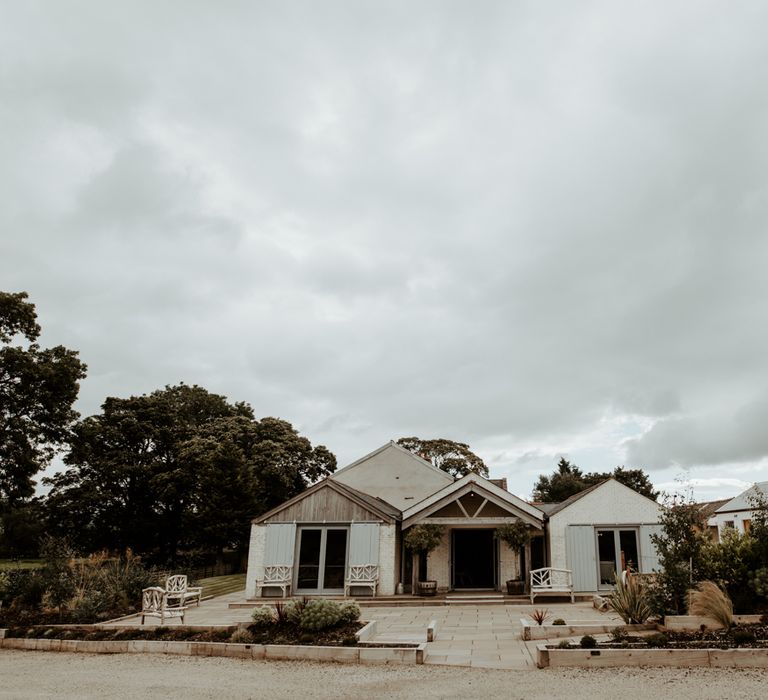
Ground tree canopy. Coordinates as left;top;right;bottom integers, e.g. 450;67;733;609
396;437;488;478
0;291;86;506
532;458;659;502
44;384;336;560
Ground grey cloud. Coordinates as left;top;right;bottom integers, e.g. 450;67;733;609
3;1;768;495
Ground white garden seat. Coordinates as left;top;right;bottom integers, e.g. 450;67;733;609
141;587;187;625
529;567;574;603
344;564;379;597
165;574;203;607
257;565;292;597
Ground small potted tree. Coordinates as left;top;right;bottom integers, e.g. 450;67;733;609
495;520;531;595
404;524;445;596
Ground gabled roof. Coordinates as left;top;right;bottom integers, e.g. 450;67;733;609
714;481;768;514
545;478;661;517
402;472;545;528
331;440;454;483
696;499;731;520
252;477;400;524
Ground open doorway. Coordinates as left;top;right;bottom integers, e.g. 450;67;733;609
451;529;496;589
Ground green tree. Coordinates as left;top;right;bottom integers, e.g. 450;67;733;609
0;292;87;505
532;459;658;502
532;458;585;502
44;385;336;560
396;437;488;477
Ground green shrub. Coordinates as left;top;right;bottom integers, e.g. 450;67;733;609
298;632;316;644
299;599;345;631
342;635;358;647
610;626;628;642
552;618;566;626
732;629;756;646
229;628;255;644
284;599;306;625
338;601;360;624
608;573;651;624
748;567;768;598
645;633;668;647
557;639;572;648
579;635;597;649
251;606;276;627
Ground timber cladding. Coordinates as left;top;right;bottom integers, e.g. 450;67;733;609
262;485;386;523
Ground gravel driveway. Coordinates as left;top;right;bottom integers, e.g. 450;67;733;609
2;650;768;700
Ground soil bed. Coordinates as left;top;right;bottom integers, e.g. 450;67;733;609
549;623;768;650
4;621;365;647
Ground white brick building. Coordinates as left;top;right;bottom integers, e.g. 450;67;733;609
245;441;663;598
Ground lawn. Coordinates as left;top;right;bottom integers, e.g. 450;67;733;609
0;559;43;571
195;573;246;598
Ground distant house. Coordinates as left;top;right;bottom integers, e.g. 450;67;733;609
245;441;663;598
707;481;768;539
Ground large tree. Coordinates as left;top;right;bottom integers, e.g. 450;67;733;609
0;291;86;507
396;437;488;478
44;384;335;559
532;458;658;502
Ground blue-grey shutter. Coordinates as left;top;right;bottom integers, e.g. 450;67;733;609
264;524;296;566
639;525;663;573
349;524;380;566
566;525;598;592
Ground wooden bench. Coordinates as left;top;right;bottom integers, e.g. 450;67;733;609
165;574;203;607
530;567;574;604
344;565;379;597
257;565;292;598
141;587;187;625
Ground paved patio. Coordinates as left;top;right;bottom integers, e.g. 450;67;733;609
103;592;622;670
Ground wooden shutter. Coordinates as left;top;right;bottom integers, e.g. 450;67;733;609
264;523;296;566
349;524;380;566
566;525;598;592
639;525;663;573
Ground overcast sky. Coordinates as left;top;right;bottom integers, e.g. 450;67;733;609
3;1;768;501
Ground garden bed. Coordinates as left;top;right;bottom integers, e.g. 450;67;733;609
520;619;655;641
0;625;425;665
536;623;768;668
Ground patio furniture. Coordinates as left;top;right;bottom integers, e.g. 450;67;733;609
529;567;574;603
165;574;203;607
140;587;187;625
256;565;292;597
344;564;379;596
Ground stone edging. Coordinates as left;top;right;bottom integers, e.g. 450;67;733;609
536;644;768;669
0;635;425;665
520;620;655;641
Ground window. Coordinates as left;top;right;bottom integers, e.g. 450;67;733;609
723;521;735;529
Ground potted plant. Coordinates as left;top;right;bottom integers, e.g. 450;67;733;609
495;520;531;595
403;524;445;596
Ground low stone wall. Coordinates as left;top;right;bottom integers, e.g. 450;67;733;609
663;614;764;631
537;644;768;669
0;635;425;665
520;620;655;641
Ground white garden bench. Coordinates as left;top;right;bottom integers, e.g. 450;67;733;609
165;574;203;607
344;565;379;597
257;565;292;598
141;586;187;625
529;567;574;604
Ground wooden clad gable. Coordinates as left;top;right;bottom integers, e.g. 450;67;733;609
256;479;398;524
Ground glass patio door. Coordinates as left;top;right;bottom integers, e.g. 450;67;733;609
596;528;639;589
295;527;348;593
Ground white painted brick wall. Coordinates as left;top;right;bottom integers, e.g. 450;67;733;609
245;524;266;598
549;480;662;571
377;524;396;595
499;541;519;585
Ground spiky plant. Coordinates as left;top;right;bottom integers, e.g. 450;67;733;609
688;580;733;628
529;608;550;625
608;572;651;624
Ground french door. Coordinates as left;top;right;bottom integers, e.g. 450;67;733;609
295;527;348;593
596;528;639;589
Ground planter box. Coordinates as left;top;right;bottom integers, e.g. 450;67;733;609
0;630;425;666
520;619;656;641
537;644;768;669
